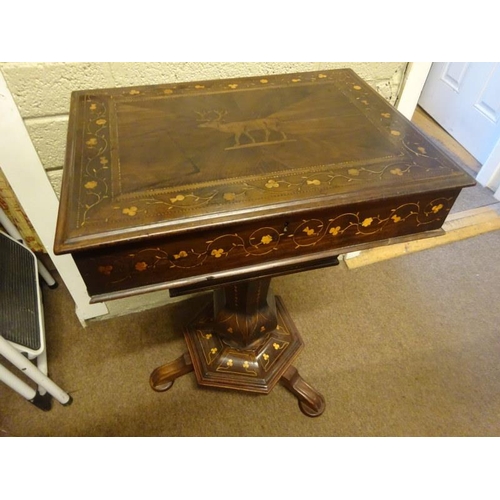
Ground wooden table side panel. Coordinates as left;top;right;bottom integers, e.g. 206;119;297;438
74;188;460;298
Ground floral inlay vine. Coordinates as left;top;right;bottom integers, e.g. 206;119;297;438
96;196;452;282
99;227;282;277
113;192;219;220
80;97;111;226
289;198;451;249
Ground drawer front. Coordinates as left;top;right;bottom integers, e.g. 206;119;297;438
75;189;460;300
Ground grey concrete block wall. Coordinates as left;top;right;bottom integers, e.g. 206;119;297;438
1;62;407;197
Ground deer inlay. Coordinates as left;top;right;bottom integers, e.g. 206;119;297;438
196;110;289;150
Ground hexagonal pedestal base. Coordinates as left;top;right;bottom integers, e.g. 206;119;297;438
184;295;303;394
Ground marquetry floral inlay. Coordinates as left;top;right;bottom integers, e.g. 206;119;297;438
98;265;113;275
260;79;268;84
307;179;321;185
265;180;280;189
94;197;453;281
391;168;404;176
135;262;148;271
243;361;250;368
79;97;112;227
173;251;188;259
211;248;225;258
273;343;280;350
263;354;270;360
227;359;233;367
122;206;138;216
170;194;186;203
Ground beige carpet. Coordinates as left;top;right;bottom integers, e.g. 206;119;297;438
1;184;499;437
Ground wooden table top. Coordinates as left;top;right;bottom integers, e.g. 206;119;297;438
54;68;474;256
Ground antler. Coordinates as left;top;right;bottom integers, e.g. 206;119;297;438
195;109;227;122
195;110;211;122
213;109;227;121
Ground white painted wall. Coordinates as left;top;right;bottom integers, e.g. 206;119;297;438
0;62;408;320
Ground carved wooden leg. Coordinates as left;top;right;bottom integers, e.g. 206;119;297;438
149;352;194;392
280;365;326;417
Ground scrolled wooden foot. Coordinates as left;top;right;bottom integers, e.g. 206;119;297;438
280;365;326;417
150;352;194;392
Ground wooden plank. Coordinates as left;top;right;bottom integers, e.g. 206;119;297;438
344;203;500;269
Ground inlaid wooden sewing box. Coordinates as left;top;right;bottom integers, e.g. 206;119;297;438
54;68;475;416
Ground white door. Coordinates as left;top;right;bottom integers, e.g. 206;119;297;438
419;62;500;164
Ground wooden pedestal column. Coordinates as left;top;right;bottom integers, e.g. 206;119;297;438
150;278;325;417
